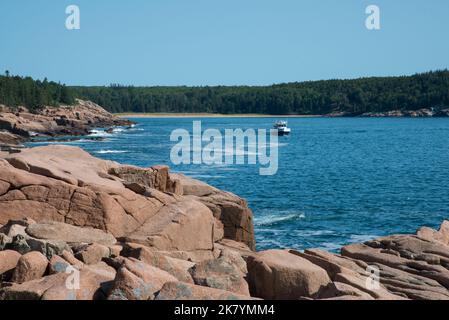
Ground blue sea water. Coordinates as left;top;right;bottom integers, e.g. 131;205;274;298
29;117;449;252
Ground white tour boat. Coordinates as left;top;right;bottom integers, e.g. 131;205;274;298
273;120;291;136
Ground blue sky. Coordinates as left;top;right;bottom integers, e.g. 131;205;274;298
1;0;448;86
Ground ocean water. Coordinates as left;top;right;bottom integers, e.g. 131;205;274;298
29;117;449;252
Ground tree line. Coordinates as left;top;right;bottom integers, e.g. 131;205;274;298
1;70;449;115
0;71;75;112
72;70;449;114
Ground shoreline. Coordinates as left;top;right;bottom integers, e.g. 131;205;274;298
115;111;449;119
115;113;322;118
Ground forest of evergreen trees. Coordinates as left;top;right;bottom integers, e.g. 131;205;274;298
0;71;74;112
1;70;449;115
72;70;449;115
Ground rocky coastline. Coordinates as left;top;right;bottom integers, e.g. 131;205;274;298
0;144;448;300
1;102;449;300
0;99;133;152
326;108;449;118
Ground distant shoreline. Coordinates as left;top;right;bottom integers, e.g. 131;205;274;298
115;113;322;118
115;108;449;119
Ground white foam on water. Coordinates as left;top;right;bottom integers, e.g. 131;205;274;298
294;230;336;237
88;130;111;137
256;238;286;249
254;142;288;150
216;167;239;171
95;150;128;154
255;212;306;226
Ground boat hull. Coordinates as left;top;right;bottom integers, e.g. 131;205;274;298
277;130;290;136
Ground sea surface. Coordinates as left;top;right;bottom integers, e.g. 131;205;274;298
29;117;449;252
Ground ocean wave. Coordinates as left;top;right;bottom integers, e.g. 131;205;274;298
32;138;99;145
216;167;239;171
255;212;305;226
294;230;336;237
69;139;98;143
256;238;286;248
88;130;111;137
95;150;128;154
112;127;126;133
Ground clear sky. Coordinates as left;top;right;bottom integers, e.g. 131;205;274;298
1;0;448;86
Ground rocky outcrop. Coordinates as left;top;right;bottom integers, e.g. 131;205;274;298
326;108;449;118
188;250;250;295
26;221;117;246
11;251;48;283
172;173;255;250
246;249;332;299
359;109;436;117
75;243;110;265
154;281;255;300
1;145;449;300
107;257;177;300
0;250;21;276
0;99;132;142
417;221;449;245
0;131;24;146
123;246;194;283
0;145;255;256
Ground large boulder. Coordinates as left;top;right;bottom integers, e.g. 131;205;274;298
25;222;116;246
41;262;116;300
61;250;84;269
0;250;22;276
75;243;110;265
155;281;256;300
107;257;177;300
0;131;24;145
48;255;71;274
173;173;255;250
120;199;216;253
124;246;194;283
107;267;154;300
246;249;331;299
417;220;449;246
189;253;250;296
0;180;10;196
11;251;49;283
0;273;68;300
